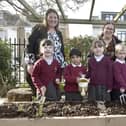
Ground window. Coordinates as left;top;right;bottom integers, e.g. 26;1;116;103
105;14;113;21
117;31;126;42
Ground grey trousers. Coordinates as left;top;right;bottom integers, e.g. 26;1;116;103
88;84;110;102
45;82;60;101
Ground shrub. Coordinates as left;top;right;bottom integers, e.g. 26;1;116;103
65;35;95;65
0;40;16;97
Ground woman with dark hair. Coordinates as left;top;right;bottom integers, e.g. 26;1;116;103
99;21;122;60
25;8;66;96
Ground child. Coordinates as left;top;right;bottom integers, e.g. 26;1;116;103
64;48;87;101
86;40;113;102
111;43;126;101
31;39;61;101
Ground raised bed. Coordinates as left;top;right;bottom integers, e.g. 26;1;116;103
0;101;126;126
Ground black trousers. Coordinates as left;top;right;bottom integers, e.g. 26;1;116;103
111;90;126;102
26;71;36;96
65;91;82;101
45;82;61;101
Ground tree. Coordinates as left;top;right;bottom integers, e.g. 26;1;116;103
0;0;89;17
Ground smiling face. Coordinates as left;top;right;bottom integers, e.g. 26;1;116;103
115;44;126;61
91;40;105;57
40;39;54;58
71;55;81;65
93;44;104;57
41;44;54;58
103;23;115;38
116;51;126;61
46;12;59;29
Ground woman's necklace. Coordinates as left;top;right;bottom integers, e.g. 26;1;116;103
103;36;112;48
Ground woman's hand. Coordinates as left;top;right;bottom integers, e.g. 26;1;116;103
27;64;33;75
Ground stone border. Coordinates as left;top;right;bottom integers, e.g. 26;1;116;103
0;115;126;126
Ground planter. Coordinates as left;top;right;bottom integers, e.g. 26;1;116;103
0;100;126;126
0;115;126;126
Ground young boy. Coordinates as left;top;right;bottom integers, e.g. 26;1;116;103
31;39;61;101
64;48;87;101
86;40;113;102
111;43;126;101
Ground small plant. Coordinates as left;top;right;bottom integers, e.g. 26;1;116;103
19;83;29;88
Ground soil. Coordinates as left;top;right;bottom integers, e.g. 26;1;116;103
105;102;126;115
0;101;126;118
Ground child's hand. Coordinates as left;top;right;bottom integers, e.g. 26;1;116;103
55;78;60;84
81;74;85;78
76;77;80;83
40;86;46;96
107;89;111;93
120;88;125;93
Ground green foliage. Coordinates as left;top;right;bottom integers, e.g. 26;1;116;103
64;35;95;65
0;40;16;97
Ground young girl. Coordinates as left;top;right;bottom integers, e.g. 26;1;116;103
111;43;126;101
64;48;87;101
31;39;61;101
86;40;113;102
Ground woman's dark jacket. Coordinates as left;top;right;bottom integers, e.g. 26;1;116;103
26;24;65;64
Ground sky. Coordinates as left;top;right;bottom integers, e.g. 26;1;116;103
68;0;126;38
1;0;126;38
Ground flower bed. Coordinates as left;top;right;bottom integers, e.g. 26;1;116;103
0;101;126;118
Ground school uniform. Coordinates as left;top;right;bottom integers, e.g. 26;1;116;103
111;59;126;101
25;24;65;96
64;63;87;101
87;55;113;102
31;58;61;101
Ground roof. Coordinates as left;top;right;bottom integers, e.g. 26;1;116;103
1;0;126;26
0;10;31;27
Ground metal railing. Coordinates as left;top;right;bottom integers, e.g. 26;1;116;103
8;38;27;85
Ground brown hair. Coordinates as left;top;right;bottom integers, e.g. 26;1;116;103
40;39;54;47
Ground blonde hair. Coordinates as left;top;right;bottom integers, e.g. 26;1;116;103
91;39;105;52
115;43;126;54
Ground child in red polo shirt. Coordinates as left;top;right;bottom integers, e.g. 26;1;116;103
31;39;61;101
64;48;87;101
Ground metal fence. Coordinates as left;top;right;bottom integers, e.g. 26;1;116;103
8;38;27;85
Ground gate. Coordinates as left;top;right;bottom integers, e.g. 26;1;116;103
8;38;27;85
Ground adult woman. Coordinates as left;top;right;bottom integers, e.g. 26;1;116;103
99;21;122;60
25;8;66;96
